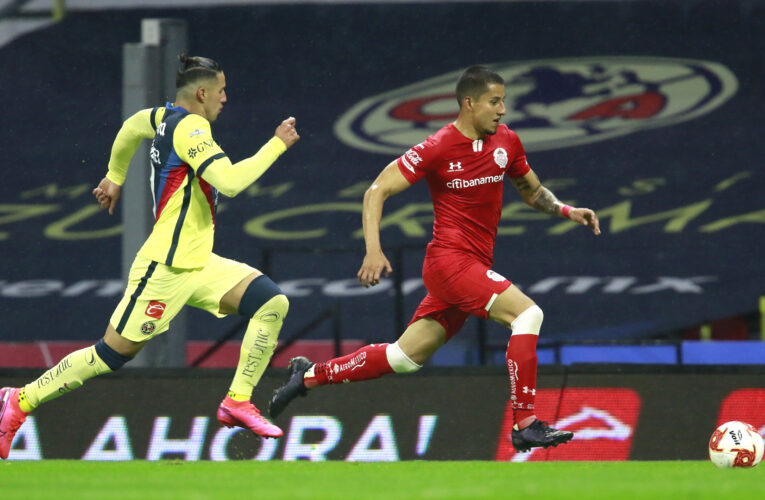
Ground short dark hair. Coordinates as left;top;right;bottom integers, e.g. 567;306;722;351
176;54;223;89
455;66;504;106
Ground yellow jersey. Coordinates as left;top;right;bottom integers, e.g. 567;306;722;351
106;103;287;269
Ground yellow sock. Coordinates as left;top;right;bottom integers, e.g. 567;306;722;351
229;294;289;398
227;390;250;402
18;388;32;413
22;345;112;411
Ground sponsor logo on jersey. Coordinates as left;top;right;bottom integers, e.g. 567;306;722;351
189;128;206;137
399;148;421;173
446;175;504;189
486;270;507;283
447;161;463;173
145;301;166;319
335;57;737;154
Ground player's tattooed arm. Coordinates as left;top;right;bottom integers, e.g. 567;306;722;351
510;170;563;216
511;168;602;235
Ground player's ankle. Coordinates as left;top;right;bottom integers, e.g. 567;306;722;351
516;415;537;430
17;387;34;413
303;365;319;389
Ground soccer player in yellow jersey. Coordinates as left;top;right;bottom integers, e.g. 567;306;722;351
0;55;299;458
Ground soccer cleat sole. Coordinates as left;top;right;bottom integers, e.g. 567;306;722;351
512;433;574;452
269;357;312;418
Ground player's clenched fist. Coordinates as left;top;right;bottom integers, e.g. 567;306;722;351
92;177;121;215
275;117;300;148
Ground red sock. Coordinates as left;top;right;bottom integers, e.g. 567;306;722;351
306;344;394;387
506;333;538;428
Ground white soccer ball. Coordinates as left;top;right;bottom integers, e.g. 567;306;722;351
708;420;764;468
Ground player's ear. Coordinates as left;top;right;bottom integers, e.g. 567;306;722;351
464;96;473;111
196;86;206;103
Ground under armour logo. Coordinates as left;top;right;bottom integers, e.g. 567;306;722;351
522;386;536;396
448;161;463;172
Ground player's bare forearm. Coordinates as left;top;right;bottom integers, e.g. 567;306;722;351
358;193;390;287
512;171;560;216
361;184;385;255
532;185;601;234
512;169;600;234
529;186;562;217
358;162;409;287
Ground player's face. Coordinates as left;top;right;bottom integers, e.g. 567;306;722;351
204;72;227;122
472;83;506;136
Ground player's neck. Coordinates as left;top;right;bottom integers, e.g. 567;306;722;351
453;118;483;141
173;98;205;118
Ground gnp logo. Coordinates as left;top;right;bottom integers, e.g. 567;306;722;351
335;57;737;155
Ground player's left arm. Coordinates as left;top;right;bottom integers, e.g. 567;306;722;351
510;168;601;235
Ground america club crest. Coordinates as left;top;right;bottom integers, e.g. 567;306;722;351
334;56;737;154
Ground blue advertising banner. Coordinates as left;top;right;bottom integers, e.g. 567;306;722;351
0;2;762;345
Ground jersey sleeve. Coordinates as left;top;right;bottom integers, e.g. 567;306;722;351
175;114;287;198
396;136;439;184
505;129;531;178
106;107;166;185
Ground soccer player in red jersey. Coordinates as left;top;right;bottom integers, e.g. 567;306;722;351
270;66;600;451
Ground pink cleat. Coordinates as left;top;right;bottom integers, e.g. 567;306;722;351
0;388;28;460
217;396;283;438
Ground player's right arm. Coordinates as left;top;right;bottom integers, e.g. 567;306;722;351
357;161;413;287
105;108;163;185
94;108;164;215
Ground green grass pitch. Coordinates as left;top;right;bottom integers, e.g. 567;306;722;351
2;461;763;499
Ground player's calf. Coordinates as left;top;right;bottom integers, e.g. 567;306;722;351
269;342;422;418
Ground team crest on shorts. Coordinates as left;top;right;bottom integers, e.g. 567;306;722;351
141;321;156;335
493;148;508;169
334;56;737;155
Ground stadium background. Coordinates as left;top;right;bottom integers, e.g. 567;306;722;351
0;0;764;461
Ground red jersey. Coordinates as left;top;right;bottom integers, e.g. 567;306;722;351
396;123;530;264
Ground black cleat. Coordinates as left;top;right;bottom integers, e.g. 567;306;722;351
511;419;574;452
269;356;314;418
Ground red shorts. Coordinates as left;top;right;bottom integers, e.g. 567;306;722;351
408;250;512;340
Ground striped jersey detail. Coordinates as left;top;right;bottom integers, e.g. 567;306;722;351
165;169;195;266
197;152;226;177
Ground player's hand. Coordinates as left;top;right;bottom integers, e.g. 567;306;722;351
570;207;601;235
357;251;393;288
92;177;122;215
275;117;300;149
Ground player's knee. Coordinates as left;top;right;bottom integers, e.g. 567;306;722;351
238;275;287;319
386;342;422;374
510;305;544;336
94;338;133;372
257;293;289;323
